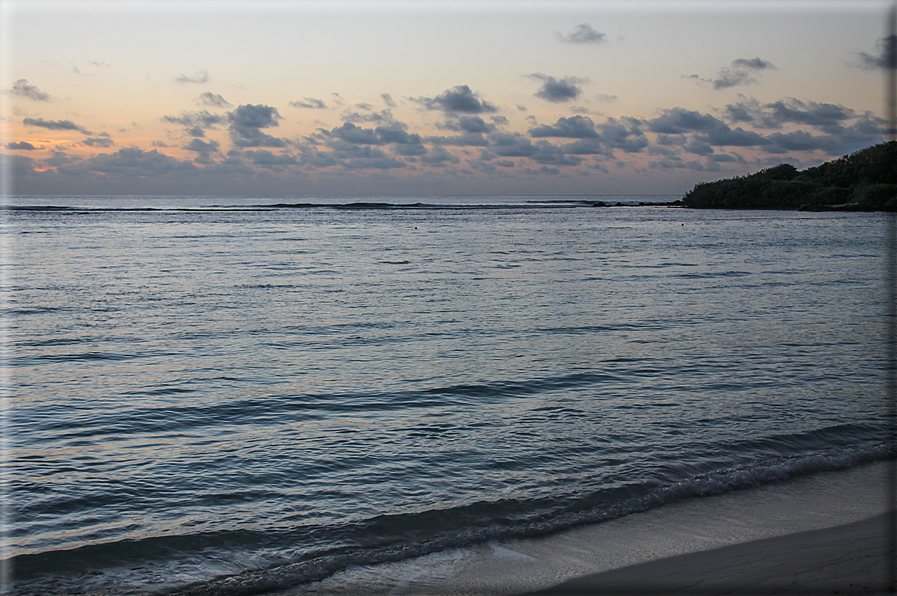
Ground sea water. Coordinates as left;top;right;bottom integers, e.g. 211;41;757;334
4;197;894;595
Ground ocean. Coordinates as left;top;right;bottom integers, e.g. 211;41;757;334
5;196;895;595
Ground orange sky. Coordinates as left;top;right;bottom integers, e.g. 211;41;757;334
2;0;893;196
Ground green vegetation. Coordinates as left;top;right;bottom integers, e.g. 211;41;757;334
680;141;897;211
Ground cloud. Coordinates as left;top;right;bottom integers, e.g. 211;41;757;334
732;57;776;70
561;138;608;156
163;110;225;137
711;68;756;89
647;99;884;158
484;132;585;166
7;141;37;150
438;115;494;134
557;24;606;44
529;115;599;138
290;97;328;109
722;96;761;123
527;74;586;103
8;146;340;195
648;107;768;147
682;74;710;86
184;138;220;153
596;117;649;153
64;147;199;176
649;144;681;157
697;125;770;147
44;150;81;168
488;132;535;157
245;149;298;167
684;140;714;156
381;93;396;107
426;133;489;147
71;60;111;76
649;156;732;173
327;121;424;149
342;156;407;170
291;116;429;171
329;144;407;170
687;58;776;90
594;93;617;103
175;70;209;84
530;141;583;166
415;85;498;114
526;165;561;176
520;116;645;159
764;130;825;152
228;104;287;148
196;92;231;108
6;154;37;181
9;79;51;101
82;137;115;148
722;96;867;130
229;105;280;129
393;142;428;156
762;119;884;156
340;109;396;124
23;117;89;133
647;108;721;134
654;102;881;156
763;98;856;128
855;35;896;70
708;152;746;163
420;146;460;166
298;150;339;168
376;126;423;145
329;122;386;145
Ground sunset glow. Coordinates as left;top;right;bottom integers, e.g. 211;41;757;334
2;0;893;197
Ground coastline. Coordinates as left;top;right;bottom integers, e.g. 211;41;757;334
518;512;895;595
278;461;895;595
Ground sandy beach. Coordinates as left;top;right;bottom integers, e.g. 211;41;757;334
275;461;895;596
519;512;895;595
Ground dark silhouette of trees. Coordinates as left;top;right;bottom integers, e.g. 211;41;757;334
681;141;897;211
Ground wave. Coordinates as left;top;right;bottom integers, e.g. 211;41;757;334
2;199;678;213
170;442;897;595
22;371;623;439
11;349;175;366
8;440;895;596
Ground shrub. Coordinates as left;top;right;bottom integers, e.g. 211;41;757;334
850;183;897;209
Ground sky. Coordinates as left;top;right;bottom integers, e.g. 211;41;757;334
1;0;895;197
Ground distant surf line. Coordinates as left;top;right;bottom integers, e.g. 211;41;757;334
1;199;677;212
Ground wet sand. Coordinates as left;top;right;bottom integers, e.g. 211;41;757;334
519;512;895;595
278;462;895;595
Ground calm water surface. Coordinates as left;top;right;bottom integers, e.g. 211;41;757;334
5;199;894;595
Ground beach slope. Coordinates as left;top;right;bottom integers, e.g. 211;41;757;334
520;512;895;595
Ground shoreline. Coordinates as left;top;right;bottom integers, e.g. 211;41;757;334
279;461;895;595
518;512;895;595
